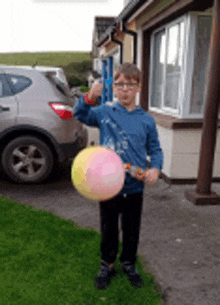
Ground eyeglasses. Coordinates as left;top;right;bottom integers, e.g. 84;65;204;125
114;82;138;89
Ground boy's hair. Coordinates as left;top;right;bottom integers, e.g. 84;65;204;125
114;62;141;83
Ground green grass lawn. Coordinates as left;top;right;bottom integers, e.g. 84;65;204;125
0;196;162;305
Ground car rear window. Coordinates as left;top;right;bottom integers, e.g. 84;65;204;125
45;74;71;97
5;74;32;94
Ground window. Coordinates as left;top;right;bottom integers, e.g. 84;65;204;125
0;74;13;98
149;13;213;118
150;17;186;114
6;75;32;94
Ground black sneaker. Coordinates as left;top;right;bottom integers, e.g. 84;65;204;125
95;260;116;289
122;261;143;287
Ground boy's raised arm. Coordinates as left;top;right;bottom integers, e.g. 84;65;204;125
73;80;103;127
87;80;103;102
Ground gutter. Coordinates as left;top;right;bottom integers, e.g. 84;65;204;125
96;0;149;64
126;0;154;23
97;0;145;47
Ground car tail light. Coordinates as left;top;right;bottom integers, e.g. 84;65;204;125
49;103;73;119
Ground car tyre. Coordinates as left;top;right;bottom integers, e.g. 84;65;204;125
2;136;54;183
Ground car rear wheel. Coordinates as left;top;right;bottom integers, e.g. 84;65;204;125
2;136;54;183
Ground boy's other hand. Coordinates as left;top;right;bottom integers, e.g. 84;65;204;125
144;168;160;185
88;80;103;101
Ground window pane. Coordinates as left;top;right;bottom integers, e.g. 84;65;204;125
167;25;179;69
164;22;185;109
190;16;212;114
0;74;13;97
151;29;165;108
6;75;32;94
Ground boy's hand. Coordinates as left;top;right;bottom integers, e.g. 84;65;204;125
144;168;160;185
88;80;103;101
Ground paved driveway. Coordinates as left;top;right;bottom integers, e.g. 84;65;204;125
0;161;100;231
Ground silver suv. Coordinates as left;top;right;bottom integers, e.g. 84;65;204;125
0;65;88;183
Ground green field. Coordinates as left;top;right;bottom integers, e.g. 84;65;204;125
0;51;92;84
0;51;91;67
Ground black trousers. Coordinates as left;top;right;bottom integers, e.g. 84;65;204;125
99;192;143;265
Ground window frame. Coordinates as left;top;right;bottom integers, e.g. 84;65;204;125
149;12;213;119
149;15;187;117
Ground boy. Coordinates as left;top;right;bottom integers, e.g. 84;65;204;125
73;63;163;289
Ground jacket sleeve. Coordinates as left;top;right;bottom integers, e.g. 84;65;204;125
146;118;163;170
73;96;101;127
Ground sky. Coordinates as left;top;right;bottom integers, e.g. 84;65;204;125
1;0;124;53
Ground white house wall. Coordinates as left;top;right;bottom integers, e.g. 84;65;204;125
157;128;220;179
123;34;133;63
171;129;202;178
157;125;173;177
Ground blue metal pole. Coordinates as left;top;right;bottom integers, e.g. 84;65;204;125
101;60;107;105
107;57;113;102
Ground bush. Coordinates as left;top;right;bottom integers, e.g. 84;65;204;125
64;60;92;87
68;77;83;87
80;85;90;92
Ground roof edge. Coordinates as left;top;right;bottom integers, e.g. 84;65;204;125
97;0;146;46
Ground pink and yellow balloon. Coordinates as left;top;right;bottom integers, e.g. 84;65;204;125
71;146;125;201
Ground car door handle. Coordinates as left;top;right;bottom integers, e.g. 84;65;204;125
0;105;10;112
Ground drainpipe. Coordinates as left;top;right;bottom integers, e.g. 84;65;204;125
110;31;123;64
122;20;137;65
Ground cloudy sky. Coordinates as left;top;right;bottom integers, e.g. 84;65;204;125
1;0;124;53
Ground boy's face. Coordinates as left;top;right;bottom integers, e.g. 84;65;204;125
113;73;141;110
